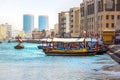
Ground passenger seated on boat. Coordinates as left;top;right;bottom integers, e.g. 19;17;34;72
86;42;92;50
70;43;76;50
79;43;84;49
91;42;96;49
57;44;65;50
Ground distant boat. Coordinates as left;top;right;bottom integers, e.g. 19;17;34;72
14;35;24;49
14;44;24;49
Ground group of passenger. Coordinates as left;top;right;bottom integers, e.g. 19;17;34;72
46;38;105;51
48;42;85;50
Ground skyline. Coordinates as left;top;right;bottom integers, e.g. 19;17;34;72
0;0;82;30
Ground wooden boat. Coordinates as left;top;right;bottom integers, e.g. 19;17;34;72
44;49;96;56
14;36;24;49
44;38;96;56
14;44;24;49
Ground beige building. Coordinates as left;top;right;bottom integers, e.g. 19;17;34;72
0;24;7;40
69;7;80;37
18;31;26;39
32;29;41;39
80;0;120;44
50;29;56;38
54;23;59;35
58;11;70;37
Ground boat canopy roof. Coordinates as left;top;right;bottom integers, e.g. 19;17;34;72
40;38;47;41
40;38;97;42
53;38;85;42
46;38;52;42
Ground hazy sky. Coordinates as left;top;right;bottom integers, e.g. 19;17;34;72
0;0;82;30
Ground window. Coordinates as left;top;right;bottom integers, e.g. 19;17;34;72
111;15;114;19
117;15;120;19
117;0;120;11
101;16;103;20
112;23;114;28
106;15;109;19
106;23;109;28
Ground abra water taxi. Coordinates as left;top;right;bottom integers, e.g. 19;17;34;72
44;38;96;56
14;37;24;49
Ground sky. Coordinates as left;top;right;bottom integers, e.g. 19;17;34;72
0;0;82;30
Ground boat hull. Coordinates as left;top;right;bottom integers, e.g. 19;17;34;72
44;50;96;56
14;45;24;49
96;50;107;55
37;46;43;49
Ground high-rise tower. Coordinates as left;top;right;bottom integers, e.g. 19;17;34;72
38;15;49;31
23;14;34;33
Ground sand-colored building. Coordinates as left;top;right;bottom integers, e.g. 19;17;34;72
58;11;70;37
80;0;120;44
0;24;7;40
69;7;80;37
54;24;59;35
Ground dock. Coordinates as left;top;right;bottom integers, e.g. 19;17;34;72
107;45;120;64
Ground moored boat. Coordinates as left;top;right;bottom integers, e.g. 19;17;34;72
14;44;24;49
44;38;96;56
14;35;24;49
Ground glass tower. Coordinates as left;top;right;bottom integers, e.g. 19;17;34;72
23;14;34;33
38;16;49;31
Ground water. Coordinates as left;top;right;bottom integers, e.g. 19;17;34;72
0;42;120;80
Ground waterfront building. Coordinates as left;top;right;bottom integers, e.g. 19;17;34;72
12;30;19;39
0;23;12;39
69;7;80;37
50;29;56;38
32;29;42;39
38;15;49;31
23;14;34;33
45;30;51;38
80;0;120;44
58;11;70;37
18;30;26;39
0;24;7;40
54;23;59;35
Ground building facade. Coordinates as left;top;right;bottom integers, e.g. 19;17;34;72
23;14;34;33
0;24;7;40
80;0;120;44
38;15;49;31
4;23;12;39
69;7;80;37
58;11;70;37
54;23;59;35
32;29;42;39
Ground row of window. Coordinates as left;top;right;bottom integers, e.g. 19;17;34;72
106;15;120;20
106;23;114;28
